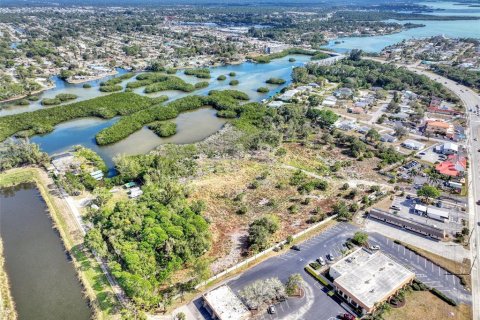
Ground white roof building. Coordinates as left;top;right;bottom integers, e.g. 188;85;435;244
401;139;426;150
203;285;250;320
330;249;415;315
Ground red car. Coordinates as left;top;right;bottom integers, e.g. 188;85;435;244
342;314;356;320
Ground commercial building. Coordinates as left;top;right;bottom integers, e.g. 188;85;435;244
369;208;446;240
203;285;250;320
413;204;449;222
329;248;415;315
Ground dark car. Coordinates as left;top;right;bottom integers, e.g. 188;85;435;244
268;305;276;314
327;253;335;261
342;313;356;320
477;200;480;205
291;245;301;251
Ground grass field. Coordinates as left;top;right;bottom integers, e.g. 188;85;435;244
385;290;471;320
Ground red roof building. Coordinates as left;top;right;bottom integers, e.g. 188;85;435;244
435;155;467;177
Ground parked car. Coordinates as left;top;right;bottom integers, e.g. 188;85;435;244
342;313;356;320
391;205;400;211
268;305;276;314
406;195;411;199
317;257;326;266
327;253;335;261
291;245;301;251
477;200;480;205
370;245;380;250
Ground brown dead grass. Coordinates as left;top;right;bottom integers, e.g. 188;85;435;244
385;290;471;320
282;142;386;183
188;158;336;269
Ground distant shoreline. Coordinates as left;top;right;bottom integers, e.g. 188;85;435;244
66;70;118;84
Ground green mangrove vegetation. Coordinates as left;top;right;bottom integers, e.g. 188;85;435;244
229;80;239;86
249;48;330;64
41;93;79;106
184;68;211;79
194;81;209;89
148;121;177;137
95;90;249;145
0;92;157;141
266;77;286;85
126;73;198;93
257;87;270;93
217;75;227;80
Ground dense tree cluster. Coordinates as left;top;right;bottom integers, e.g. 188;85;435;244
306;59;459;102
83;145;211;309
247;215;279;252
431;64;480;90
0;139;49;171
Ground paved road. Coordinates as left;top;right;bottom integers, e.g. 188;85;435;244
403;65;480;320
193;222;471;319
364;58;480;319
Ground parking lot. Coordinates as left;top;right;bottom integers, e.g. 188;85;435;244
415;144;443;164
192;222;471;319
390;195;467;235
368;233;471;304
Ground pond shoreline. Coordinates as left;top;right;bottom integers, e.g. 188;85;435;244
0;167;119;319
0;238;16;320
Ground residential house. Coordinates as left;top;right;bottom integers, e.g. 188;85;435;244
322;95;337;107
425;120;454;139
334;87;353;99
435;154;467;177
401;139;425;150
380;134;397;143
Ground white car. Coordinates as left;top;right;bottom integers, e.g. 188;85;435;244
370;245;380;250
317;257;326;266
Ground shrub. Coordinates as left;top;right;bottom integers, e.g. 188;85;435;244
229;72;236;77
56;93;78;101
27;95;39;101
289;204;299;214
99;84;122;92
430;288;457;306
257;86;269;93
83;83;92;88
289;58;296;62
217;75;227;80
184;68;211;79
194;81;209;89
16;99;29;106
41;98;62;106
147;121;177;137
266;77;286;85
309;262;321;270
217;110;237;118
237;205;248;215
304;266;330;287
229;80;239;86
